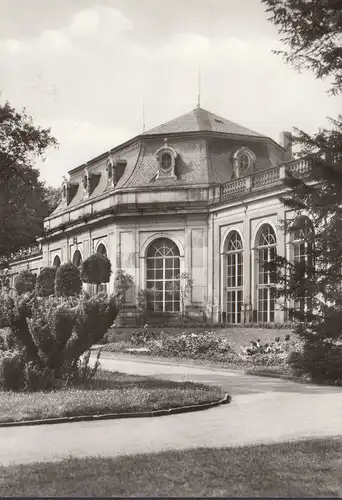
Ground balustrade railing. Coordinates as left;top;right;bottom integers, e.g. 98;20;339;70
221;177;246;197
251;166;280;188
286;158;311;177
220;158;311;200
11;243;42;260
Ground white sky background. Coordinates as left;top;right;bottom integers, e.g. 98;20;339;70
1;0;341;187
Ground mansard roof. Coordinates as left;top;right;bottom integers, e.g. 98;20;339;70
142;107;263;138
50;107;287;217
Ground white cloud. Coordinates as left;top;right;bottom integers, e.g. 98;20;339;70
36;118;134;186
3;38;22;55
68;9;100;38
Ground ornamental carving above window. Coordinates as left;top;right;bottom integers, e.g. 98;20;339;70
83;165;90;197
106;155;116;187
232;147;256;179
62;176;69;202
155;139;177;180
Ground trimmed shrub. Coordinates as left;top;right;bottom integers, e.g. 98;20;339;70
14;270;36;295
55;262;82;297
36;267;56;297
0;291;119;391
0;351;25;391
288;339;342;384
81;254;112;285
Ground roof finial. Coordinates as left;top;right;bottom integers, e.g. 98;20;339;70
197;64;201;109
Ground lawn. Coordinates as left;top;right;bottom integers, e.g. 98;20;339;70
1;437;341;496
0;369;225;424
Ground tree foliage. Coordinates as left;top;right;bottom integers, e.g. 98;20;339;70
35;267;56;297
263;0;342;94
264;0;342;382
81;254;112;285
14;270;37;296
55;262;82;297
0;101;58;256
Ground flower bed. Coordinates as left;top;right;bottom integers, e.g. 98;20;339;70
101;329;303;372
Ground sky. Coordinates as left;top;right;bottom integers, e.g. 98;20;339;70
1;0;341;187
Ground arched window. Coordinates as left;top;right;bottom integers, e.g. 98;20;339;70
233;147;256;178
225;231;243;324
291;216;314;317
161;153;172;172
96;243;107;255
146;238;180;312
96;243;108;292
256;224;277;322
72;249;82;267
53;255;61;268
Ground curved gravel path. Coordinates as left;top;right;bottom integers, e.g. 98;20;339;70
1;354;342;466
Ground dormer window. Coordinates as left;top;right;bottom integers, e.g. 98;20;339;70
232;147;256;179
155;139;177;180
161;153;172;172
238;154;250;172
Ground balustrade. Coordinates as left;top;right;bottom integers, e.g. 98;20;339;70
221;178;246;198
286;159;310;177
219;158;313;201
251;166;280;188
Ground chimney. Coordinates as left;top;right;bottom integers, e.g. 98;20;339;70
279;131;293;160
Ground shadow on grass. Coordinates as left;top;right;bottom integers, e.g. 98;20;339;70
1;437;342;497
76;370;212;391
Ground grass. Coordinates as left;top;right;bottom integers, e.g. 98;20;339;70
1;437;342;496
0;369;225;424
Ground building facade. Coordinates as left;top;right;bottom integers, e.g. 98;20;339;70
8;107;309;324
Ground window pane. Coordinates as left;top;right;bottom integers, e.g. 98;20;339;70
156;269;163;280
146;270;154;280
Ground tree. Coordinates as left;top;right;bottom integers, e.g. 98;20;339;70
0;101;58;257
43;185;61;215
263;0;342;95
263;0;342;382
81;254;112;289
167;272;194;324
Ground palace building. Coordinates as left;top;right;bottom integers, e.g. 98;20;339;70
8;106;310;325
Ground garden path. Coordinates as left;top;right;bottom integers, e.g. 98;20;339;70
0;354;342;466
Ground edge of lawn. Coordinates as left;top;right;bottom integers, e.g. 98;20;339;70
0;392;231;429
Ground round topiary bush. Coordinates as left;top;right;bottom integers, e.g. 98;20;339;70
14;270;37;295
36;267;56;297
55;262;82;297
81;254;112;285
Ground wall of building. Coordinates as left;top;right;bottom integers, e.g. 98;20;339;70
210;188;287;323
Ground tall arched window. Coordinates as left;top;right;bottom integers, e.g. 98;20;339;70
256;224;277;322
291;216;314;316
96;243;108;293
146;238;180;312
72;249;82;267
53;255;61;268
225;231;243;323
96;243;107;255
